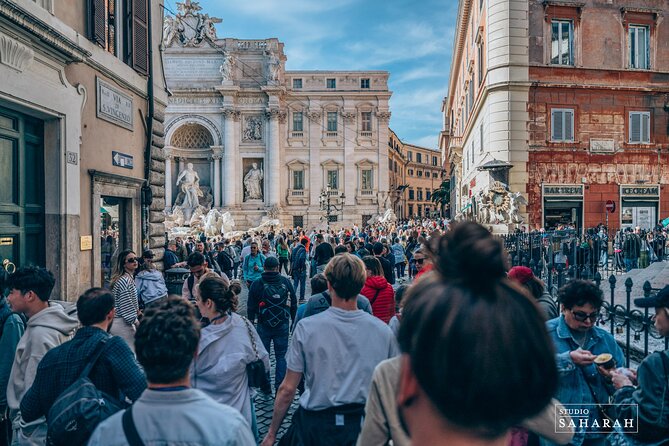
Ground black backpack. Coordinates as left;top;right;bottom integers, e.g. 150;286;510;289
217;250;234;272
259;280;290;327
47;338;125;446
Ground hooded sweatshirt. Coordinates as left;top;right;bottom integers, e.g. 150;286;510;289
7;303;78;411
360;275;395;324
135;269;168;304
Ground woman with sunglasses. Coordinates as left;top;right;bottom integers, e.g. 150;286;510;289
546;279;625;446
110;249;140;353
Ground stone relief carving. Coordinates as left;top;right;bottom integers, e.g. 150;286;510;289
163;0;221;48
243;116;263;141
474;182;527;225
341;111;356;123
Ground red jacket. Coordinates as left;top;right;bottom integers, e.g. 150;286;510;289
361;275;395;324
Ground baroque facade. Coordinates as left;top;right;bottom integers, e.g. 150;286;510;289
0;0;167;298
163;2;392;229
443;0;669;231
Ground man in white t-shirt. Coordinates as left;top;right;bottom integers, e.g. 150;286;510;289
261;254;399;446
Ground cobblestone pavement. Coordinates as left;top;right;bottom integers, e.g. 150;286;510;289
236;273;309;443
235;270;410;443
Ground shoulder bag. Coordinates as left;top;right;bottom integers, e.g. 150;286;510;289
242;316;272;392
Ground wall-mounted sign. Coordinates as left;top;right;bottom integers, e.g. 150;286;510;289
112;151;134;169
543;185;583;196
66;151;78;165
620;185;659;197
80;235;93;251
589;139;615;153
96;77;134;130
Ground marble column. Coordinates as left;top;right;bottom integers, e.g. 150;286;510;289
164;149;173;210
178;157;185;174
266;108;284;207
223;110;237;207
342;111;356;207
212;150;222;207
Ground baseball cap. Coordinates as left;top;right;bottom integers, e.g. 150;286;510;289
508;266;535;285
142;249;155;259
634;285;669;308
264;256;279;269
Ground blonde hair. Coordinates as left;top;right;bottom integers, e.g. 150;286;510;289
324;253;366;300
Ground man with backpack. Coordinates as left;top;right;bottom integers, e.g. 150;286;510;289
0;270;25;446
6;267;78;445
215;242;235;279
290;238;309;303
20;288;145;446
247;257;297;392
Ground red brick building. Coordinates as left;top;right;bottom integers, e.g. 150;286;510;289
527;0;669;231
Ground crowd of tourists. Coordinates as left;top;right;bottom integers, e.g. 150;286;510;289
0;218;667;446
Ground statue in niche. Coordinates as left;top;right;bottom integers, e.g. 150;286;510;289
244;162;264;201
266;51;281;83
175;163;203;219
243;116;263;141
219;53;235;82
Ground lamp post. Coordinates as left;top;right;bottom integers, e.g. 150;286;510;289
319;186;346;230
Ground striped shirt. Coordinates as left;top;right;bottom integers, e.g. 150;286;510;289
113;274;138;325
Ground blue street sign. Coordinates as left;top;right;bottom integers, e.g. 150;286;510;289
112;151;134;169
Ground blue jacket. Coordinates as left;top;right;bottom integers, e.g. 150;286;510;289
545;315;625;445
0;300;25;412
243;253;265;284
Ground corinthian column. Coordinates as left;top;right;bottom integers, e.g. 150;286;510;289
164;148;173;210
265;108;285;206
212;150;223;207
222;109;238;207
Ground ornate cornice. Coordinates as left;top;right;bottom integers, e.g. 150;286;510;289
0;1;90;62
307;110;321;121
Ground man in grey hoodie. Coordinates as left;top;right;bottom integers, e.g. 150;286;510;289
5;267;78;445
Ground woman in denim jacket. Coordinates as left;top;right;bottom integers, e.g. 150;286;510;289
546;280;625;446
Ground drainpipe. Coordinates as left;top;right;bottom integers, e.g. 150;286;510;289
141;0;156;250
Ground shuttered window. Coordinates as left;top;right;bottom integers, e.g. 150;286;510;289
131;0;148;75
629;111;650;144
551;109;574;142
90;0;114;52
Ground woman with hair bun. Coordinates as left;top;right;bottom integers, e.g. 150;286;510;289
394;221;564;445
191;275;269;440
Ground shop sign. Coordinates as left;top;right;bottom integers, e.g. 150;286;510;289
620;185;659;197
96;78;133;130
543;185;583;196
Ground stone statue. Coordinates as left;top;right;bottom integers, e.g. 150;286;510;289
165;1;221;47
219;53;235;83
162;16;181;47
175;163;202;219
267;51;280;82
509;192;527;224
243;162;264;201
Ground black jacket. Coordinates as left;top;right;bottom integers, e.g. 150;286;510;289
376;255;394;285
247;271;297;325
314;242;334;266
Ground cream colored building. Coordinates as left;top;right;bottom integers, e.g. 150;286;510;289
443;0;530;220
0;0;167;298
163;3;392;229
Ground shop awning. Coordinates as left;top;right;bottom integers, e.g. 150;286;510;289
100;207;108;214
477;159;513;171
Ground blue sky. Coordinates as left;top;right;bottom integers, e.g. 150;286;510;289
167;0;457;149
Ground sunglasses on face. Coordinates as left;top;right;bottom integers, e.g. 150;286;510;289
571;310;599;322
125;257;138;264
414;258;425;264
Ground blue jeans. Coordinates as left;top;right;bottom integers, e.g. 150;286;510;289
624;258;638;272
293;270;306;301
257;321;289;389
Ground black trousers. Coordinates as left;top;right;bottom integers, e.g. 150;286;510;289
279;404;365;446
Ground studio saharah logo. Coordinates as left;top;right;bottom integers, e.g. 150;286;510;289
556;404;638;435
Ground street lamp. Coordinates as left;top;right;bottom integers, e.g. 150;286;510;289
319;186;346;230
